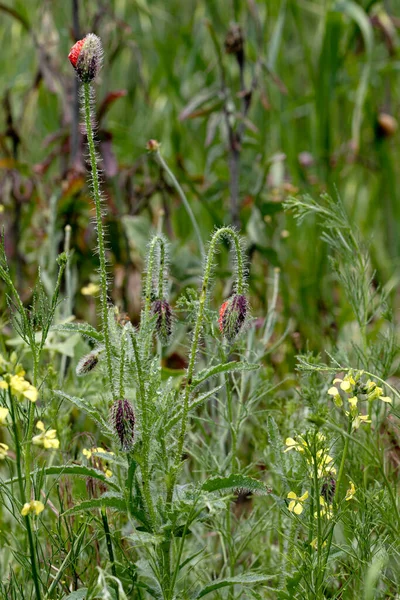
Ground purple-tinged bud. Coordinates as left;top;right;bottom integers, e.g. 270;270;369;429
76;351;99;376
110;399;135;452
321;478;336;504
152;299;172;344
224;23;244;58
218;294;248;342
68;33;103;83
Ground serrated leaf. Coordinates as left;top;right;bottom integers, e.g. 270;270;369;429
54;390;112;434
195;573;272;598
165;386;223;432
192;362;259;388
62;494;126;517
201;474;270;496
51;322;103;342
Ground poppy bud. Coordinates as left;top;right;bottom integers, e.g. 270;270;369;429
224;23;244;60
76;351;99;376
219;294;248;342
110;399;135;452
152;299;172;344
321;478;336;504
68;33;103;83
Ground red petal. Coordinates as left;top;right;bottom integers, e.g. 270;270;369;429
68;38;85;67
218;301;229;332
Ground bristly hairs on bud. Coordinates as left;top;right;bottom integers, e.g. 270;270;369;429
110;398;135;452
76;348;102;376
141;234;172;351
68;34;117;401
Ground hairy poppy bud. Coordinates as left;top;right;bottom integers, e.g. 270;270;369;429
76;350;99;376
68;33;103;83
224;23;244;66
219;294;248;342
321;478;336;504
110;399;135;452
152;299;172;344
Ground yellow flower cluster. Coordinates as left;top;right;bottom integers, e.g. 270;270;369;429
32;421;60;449
0;374;38;403
284;433;336;478
21;500;45;516
328;372;391;430
82;447;114;478
0;407;9;425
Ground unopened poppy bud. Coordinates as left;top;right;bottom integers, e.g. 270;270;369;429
68;33;103;83
76;351;99;376
110;399;135;452
146;139;160;152
321;478;336;504
152;299;172;344
224;23;244;67
219;294;248;342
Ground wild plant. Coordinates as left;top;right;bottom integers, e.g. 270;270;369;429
0;34;272;600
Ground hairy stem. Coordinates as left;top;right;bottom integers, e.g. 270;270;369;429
101;508;119;600
83;82;115;398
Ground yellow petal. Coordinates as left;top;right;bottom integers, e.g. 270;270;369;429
288;500;296;512
21;503;31;516
36;421;45;431
299;490;309;502
380;396;392;404
293;502;303;515
287;491;297;500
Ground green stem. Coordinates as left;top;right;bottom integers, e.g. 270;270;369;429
101;508;119;600
155;149;204;256
83;82;115;399
167;227;245;506
9;389;42;600
129;330;157;528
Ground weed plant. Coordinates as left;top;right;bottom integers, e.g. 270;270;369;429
0;17;399;600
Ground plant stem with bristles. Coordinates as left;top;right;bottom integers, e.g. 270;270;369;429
83;82;115;399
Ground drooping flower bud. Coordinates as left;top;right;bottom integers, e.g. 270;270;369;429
76;350;99;376
110;399;135;452
224;23;244;59
152;299;172;344
321;478;336;504
68;33;103;83
218;294;248;342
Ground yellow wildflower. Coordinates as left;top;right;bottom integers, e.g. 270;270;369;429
0;443;9;460
0;407;9;425
315;496;333;520
327;387;343;407
81;282;100;296
287;490;309;515
333;375;355;393
32;421;60;449
310;537;327;550
284;437;306;453
316;450;336;478
345;481;356;501
0;374;38;402
350;413;372;430
21;500;45;517
105;468;113;478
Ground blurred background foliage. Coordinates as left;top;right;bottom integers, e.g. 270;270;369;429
0;0;399;372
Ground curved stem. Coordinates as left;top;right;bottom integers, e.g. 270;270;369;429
83;82;115;399
167;227;245;505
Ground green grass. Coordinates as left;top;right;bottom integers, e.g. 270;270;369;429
0;0;399;598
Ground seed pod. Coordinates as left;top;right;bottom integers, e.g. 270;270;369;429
321;478;336;504
219;294;248;342
110;399;135;452
68;33;103;83
152;299;172;344
76;351;99;376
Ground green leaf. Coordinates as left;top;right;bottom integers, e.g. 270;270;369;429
195;573;272;598
192;362;259;388
201;474;270;496
42;465;120;492
54;390;113;434
62;494;126;517
62;590;88;600
51;322;103;343
165;386;223;432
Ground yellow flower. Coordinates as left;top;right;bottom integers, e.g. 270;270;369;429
316;450;336;478
315;496;333;520
21;500;45;517
82;446;114;460
327;387;343;407
365;380;392;404
333;375;355;393
0;407;9;425
284;437;306;453
351;413;372;430
0;443;9;460
310;537;327;550
105;468;113;478
287;490;309;515
0;374;38;403
345;481;356;501
32;421;60;449
81;282;100;296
